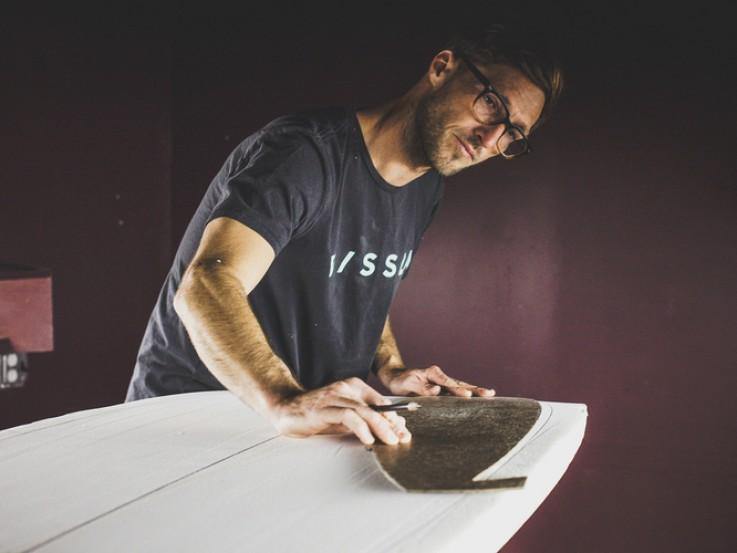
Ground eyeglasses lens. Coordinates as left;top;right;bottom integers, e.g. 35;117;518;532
473;93;506;125
474;94;527;158
499;128;527;158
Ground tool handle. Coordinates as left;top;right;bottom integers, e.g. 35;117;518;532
371;402;420;412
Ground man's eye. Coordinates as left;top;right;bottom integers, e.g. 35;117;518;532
481;94;503;115
482;94;496;106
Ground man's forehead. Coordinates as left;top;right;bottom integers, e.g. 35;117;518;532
473;62;538;97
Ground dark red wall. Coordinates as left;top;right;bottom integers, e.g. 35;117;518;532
2;4;735;552
0;6;172;423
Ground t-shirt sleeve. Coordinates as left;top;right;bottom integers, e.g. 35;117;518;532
207;132;330;255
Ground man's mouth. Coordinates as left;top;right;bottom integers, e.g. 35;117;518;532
454;135;475;161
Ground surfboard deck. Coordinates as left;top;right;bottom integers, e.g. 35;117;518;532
0;391;587;553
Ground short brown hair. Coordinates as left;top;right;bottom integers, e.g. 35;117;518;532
446;23;565;131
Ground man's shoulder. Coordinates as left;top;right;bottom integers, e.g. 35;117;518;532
224;107;353;185
227;107;354;177
260;106;354;145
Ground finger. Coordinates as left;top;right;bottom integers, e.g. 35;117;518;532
391;414;407;429
425;367;475;397
317;401;402;441
328;407;375;446
443;384;472;397
399;371;440;396
345;380;412;443
474;386;496;397
376;411;412;442
390;414;412;443
321;394;400;445
377;412;410;442
324;381;386;417
352;405;400;445
429;366;488;397
382;413;407;431
379;410;401;425
450;379;495;397
426;365;456;388
343;377;391;407
326;379;406;443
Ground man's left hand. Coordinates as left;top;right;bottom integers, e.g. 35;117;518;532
378;365;495;398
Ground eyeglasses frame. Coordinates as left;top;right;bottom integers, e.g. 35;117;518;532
458;54;532;159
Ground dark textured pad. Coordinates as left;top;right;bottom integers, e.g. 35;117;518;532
372;397;541;492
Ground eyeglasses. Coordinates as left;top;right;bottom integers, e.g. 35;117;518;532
459;55;531;159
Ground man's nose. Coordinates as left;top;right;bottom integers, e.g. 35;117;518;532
474;123;506;155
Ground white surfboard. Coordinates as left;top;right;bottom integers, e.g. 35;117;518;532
0;391;587;553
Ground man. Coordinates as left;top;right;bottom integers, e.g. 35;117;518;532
126;24;563;447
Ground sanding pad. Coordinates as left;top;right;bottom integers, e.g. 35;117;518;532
371;396;541;492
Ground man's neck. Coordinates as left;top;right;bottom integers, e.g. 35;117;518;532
356;94;433;187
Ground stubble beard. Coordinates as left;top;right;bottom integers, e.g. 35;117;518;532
408;88;468;177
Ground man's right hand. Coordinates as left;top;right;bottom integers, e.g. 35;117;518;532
268;377;411;446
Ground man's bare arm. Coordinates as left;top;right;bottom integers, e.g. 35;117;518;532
174;217;302;418
374;317;406;380
174;217;408;445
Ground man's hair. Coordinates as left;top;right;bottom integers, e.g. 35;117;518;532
445;23;565;131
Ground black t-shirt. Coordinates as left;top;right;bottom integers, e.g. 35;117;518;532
126;107;444;400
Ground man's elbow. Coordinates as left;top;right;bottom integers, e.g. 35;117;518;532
173;282;189;321
174;260;240;321
173;269;197;323
173;262;216;321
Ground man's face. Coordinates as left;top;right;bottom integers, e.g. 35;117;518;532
414;60;546;176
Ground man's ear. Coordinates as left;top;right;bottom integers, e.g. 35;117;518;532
427;50;459;88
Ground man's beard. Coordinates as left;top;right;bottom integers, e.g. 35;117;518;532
408;86;469;177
